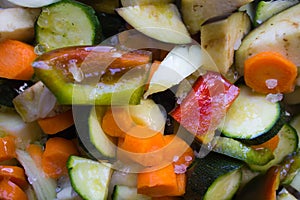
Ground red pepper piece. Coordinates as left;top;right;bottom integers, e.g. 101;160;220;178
170;71;239;143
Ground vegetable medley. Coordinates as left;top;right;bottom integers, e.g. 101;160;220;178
0;0;300;199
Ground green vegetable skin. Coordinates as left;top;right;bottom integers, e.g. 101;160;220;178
33;46;151;105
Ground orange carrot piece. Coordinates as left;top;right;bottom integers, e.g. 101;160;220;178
252;134;279;152
0;165;28;189
101;108;133;138
42;137;79;179
0;136;16;162
0;39;36;80
26;144;43;168
37;110;74;135
118;126;166;167
0;179;28;200
163;134;194;167
244;51;298;94
137;164;179;197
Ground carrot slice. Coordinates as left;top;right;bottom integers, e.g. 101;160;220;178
37;110;74;135
118;126;166;167
0;136;16;162
244;51;298;94
0;179;28;200
137;164;178;197
42;137;79;179
26;144;43;168
101;107;133;138
0;39;36;80
252;134;279;152
0;165;27;189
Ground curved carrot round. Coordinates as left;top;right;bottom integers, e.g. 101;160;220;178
0;165;28;189
244;51;298;94
0;179;28;200
0;136;16;162
0;39;36;80
252;134;279;152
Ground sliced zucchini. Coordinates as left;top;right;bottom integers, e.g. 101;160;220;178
36;0;101;51
254;0;299;26
212;136;274;165
67;156;112;200
203;168;241;200
112;185;151;200
235;3;300;75
290;114;300;148
249;124;298;171
184;152;243;199
220;85;284;144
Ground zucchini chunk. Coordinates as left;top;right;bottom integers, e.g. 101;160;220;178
254;0;299;26
112;185;151;200
235;3;300;75
36;0;101;51
184;152;243;199
67;156;112;200
220;85;284;144
249;124;298;171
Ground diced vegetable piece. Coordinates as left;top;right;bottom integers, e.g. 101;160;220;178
0;165;28;189
170;71;240;143
254;0;299;26
67;156;112;200
26;143;43;168
0;136;16;162
16;149;57;200
116;4;191;44
89;106;117;159
36;0;101;51
112;185;151;200
145;45;218;97
249;124;298;171
244;51;298;94
137;164;184;197
121;0;173;6
181;0;253;34
33;46;151;105
212;136;274;165
37;110;74;134
235;3;300;75
252;134;279;152
0;8;40;42
13;81;57;123
0;179;28;200
42;137;79;179
203;168;241;200
0;110;43;148
0;39;36;80
184;152;243;199
5;0;60;7
220;85;284;144
235;166;280;200
201;12;251;75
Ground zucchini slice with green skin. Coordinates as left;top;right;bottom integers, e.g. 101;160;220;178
184;152;244;200
249;124;298;171
212;136;274;165
254;0;299;26
203;168;242;200
36;0;101;51
220;85;285;145
67;156;113;200
112;185;151;200
290;114;300;148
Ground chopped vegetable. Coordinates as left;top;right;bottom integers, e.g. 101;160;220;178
42;137;79;179
0;179;28;200
244;51;298;94
0;165;28;189
170;71;240;143
252;134;279;152
37;110;74;134
0;136;16;162
26;143;43;168
0;39;36;80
